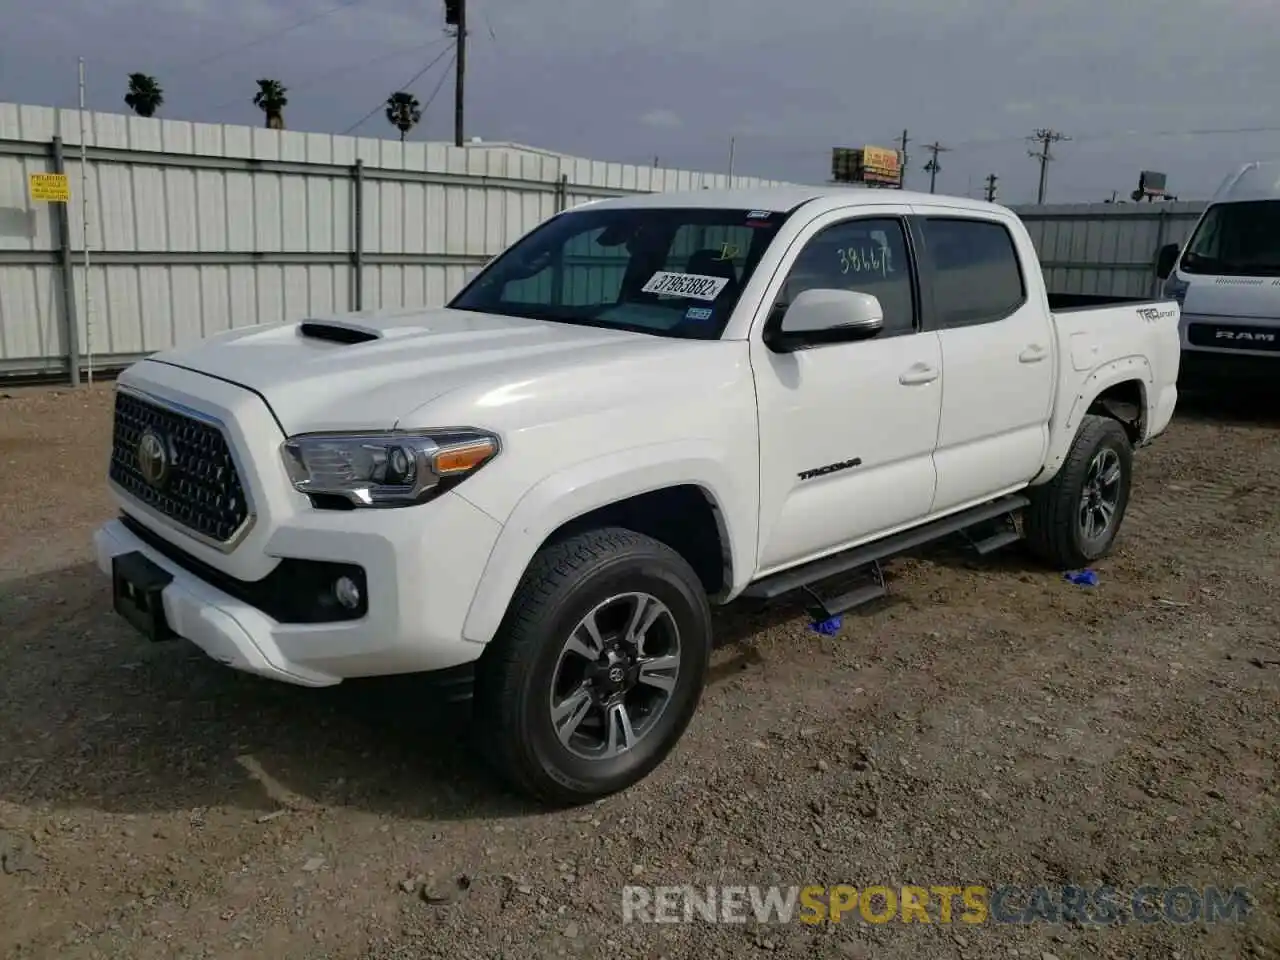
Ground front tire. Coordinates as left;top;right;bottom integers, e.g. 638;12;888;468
474;527;712;806
1025;414;1133;569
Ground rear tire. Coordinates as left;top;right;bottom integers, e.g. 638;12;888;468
1025;414;1133;570
474;527;712;806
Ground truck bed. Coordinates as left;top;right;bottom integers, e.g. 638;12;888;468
1047;296;1182;446
1047;292;1156;312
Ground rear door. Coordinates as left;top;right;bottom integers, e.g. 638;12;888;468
913;211;1056;514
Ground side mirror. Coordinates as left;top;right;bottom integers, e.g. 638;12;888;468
1155;243;1179;280
768;288;884;352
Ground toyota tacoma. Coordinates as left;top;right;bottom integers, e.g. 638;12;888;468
96;187;1181;805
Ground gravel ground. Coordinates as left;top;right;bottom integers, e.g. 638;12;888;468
0;381;1277;960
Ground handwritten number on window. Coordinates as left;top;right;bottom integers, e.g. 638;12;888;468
837;245;893;278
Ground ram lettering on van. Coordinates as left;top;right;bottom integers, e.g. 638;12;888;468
1215;330;1276;342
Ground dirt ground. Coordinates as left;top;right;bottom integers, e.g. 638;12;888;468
0;381;1276;960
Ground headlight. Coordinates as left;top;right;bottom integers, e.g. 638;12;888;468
281;429;499;507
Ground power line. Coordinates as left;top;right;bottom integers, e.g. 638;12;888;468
186;0;369;72
743;120;1280;156
420;49;457;119
341;42;456;136
953;121;1280;150
204;37;452;114
477;6;499;42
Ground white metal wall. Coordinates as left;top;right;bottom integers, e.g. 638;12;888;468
1012;200;1207;299
0;100;1219;379
0;102;793;378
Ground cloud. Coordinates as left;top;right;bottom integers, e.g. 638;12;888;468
4;0;1279;202
639;109;682;129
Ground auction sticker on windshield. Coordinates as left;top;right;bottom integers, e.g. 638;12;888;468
642;271;730;301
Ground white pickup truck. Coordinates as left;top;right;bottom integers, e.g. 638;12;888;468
96;187;1181;805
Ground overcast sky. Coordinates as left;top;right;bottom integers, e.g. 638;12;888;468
4;0;1279;204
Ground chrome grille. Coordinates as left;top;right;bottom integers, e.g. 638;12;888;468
109;390;250;546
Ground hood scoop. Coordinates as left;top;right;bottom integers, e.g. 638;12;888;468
298;320;382;344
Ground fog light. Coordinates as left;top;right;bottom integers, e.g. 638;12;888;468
333;576;361;610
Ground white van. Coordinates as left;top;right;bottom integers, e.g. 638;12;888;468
1155;160;1280;382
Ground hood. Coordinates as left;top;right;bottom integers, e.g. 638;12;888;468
148;306;704;434
1179;273;1280;320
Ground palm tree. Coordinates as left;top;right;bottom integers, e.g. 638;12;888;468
253;79;288;130
384;91;422;141
124;73;163;118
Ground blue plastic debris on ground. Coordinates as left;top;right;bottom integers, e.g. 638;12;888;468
1064;569;1099;586
811;616;843;635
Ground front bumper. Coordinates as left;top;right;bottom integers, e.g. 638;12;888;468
96;481;502;686
1178;349;1278;385
1179;313;1279;385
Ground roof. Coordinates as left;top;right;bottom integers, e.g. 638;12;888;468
453;139;578;160
1211;160;1280;203
581;186;1009;217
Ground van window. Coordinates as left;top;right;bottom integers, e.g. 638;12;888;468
1181;200;1280;276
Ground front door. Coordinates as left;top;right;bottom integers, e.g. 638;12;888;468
750;210;943;574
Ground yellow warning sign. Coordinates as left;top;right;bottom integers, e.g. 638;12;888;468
29;173;70;202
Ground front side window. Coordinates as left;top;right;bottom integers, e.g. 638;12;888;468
1181;200;1280;276
919;217;1026;327
449;207;789;339
774;217;917;336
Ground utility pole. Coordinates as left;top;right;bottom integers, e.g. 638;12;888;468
984;173;998;202
727;137;735;181
445;0;466;146
1027;128;1069;204
78;57;94;385
922;141;949;194
897;129;910;189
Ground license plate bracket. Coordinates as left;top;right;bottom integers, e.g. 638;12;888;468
112;551;175;643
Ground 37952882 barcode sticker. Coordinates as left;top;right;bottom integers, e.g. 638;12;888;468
641;271;730;301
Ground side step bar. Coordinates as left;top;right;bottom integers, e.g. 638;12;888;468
969;526;1023;556
800;561;888;621
742;494;1031;613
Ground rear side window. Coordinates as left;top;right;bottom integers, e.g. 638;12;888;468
920;218;1026;327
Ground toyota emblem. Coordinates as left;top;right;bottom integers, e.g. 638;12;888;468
137;429;171;488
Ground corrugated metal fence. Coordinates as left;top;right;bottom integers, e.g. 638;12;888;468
0;99;1214;383
1012;200;1207;300
0;102;793;382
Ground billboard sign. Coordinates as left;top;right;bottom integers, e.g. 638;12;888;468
831;146;902;187
1138;170;1167;198
861;146;901;183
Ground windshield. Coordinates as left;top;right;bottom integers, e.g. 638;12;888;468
1181;199;1280;276
447;205;790;339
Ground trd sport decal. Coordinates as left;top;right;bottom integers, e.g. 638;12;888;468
798;458;863;481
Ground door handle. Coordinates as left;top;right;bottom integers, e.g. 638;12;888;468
899;363;939;386
1019;344;1048;363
